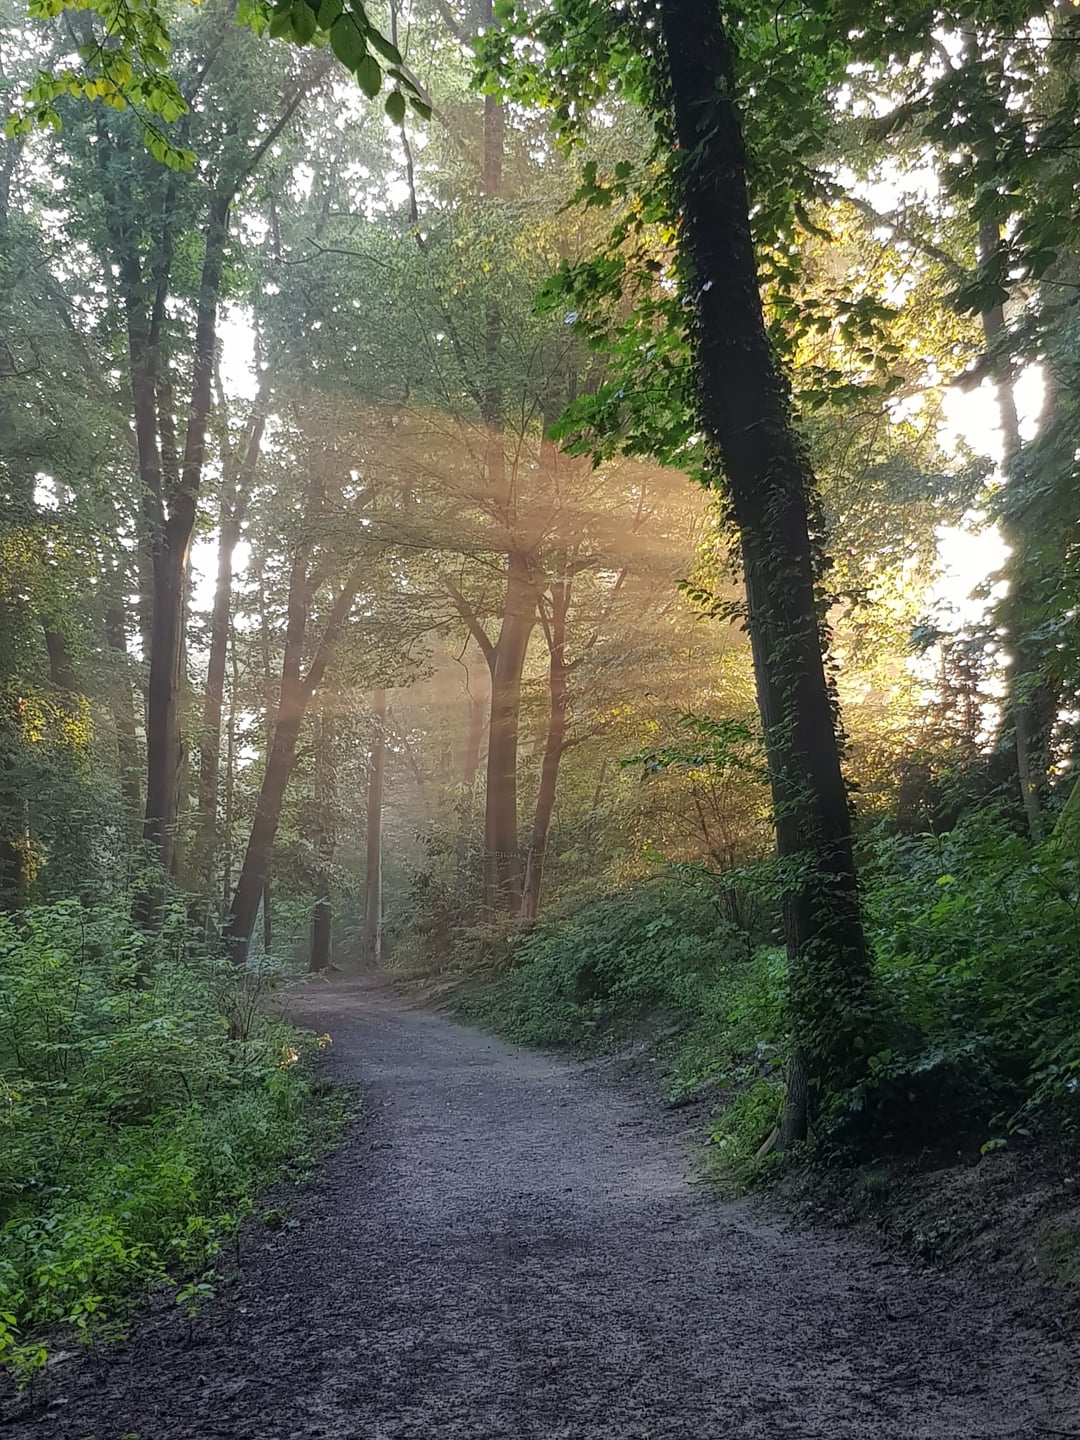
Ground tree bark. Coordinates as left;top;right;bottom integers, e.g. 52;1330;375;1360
0;699;33;911
104;594;142;829
977;219;1056;840
362;688;387;969
221;639;239;917
475;0;532;907
223;564;361;961
521;580;571;922
142;191;231;884
309;707;337;972
310;885;332;973
41;621;78;694
193;391;269;899
262;875;273;956
659;0;870;1134
456;665;488;878
483;553;534;906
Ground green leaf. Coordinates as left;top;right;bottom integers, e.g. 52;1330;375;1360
384;89;406;125
355;53;381;98
267;6;293;37
317;0;343;25
407;95;432;121
329;14;367;69
367;29;402;65
289;2;318;44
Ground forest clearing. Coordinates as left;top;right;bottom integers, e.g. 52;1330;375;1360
4;0;1080;1429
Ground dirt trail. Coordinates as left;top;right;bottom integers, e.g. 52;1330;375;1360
7;981;1080;1439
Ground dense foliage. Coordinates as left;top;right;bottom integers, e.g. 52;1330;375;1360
467;817;1080;1173
0;899;324;1381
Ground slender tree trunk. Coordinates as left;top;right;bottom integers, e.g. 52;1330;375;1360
587;756;608;837
484;554;534;906
456;667;488;878
104;595;142;829
221;640;238;918
0;699;33;911
659;0;870;1140
462;688;487;794
309;706;337;972
193;400;268;898
977;219;1055;839
521;583;571;922
310;886;332;973
261;876;273;956
362;688;387;969
475;1;531;908
223;567;361;960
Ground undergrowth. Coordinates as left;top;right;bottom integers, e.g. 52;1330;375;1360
0;898;337;1385
456;813;1080;1185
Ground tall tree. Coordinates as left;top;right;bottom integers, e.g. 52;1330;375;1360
361;688;387;968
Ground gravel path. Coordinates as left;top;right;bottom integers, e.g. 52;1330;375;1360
6;980;1080;1439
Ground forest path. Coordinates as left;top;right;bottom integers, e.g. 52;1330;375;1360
12;979;1080;1440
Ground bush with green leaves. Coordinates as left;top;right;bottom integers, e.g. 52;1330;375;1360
462;875;784;1093
462;813;1080;1174
0;897;320;1381
839;814;1080;1150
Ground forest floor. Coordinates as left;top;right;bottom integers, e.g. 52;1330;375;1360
5;979;1080;1440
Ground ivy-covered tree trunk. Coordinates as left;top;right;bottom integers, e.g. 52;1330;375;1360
361;688;386;968
659;0;870;1139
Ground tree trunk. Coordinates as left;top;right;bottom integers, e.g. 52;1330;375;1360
310;887;332;973
521;582;571;922
659;0;870;1134
262;875;273;956
104;595;142;830
41;621;78;694
223;565;361;961
362;688;387;969
456;666;488;879
483;553;534;906
193;399;268;899
475;1;530;908
977;224;1056;839
0;699;33;912
309;707;337;972
142;192;231;882
221;639;239;918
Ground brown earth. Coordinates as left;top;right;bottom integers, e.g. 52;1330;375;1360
5;979;1080;1439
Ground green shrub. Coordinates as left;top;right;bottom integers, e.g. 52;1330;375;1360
470;875;753;1048
836;814;1080;1150
461;814;1080;1168
0;898;321;1380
